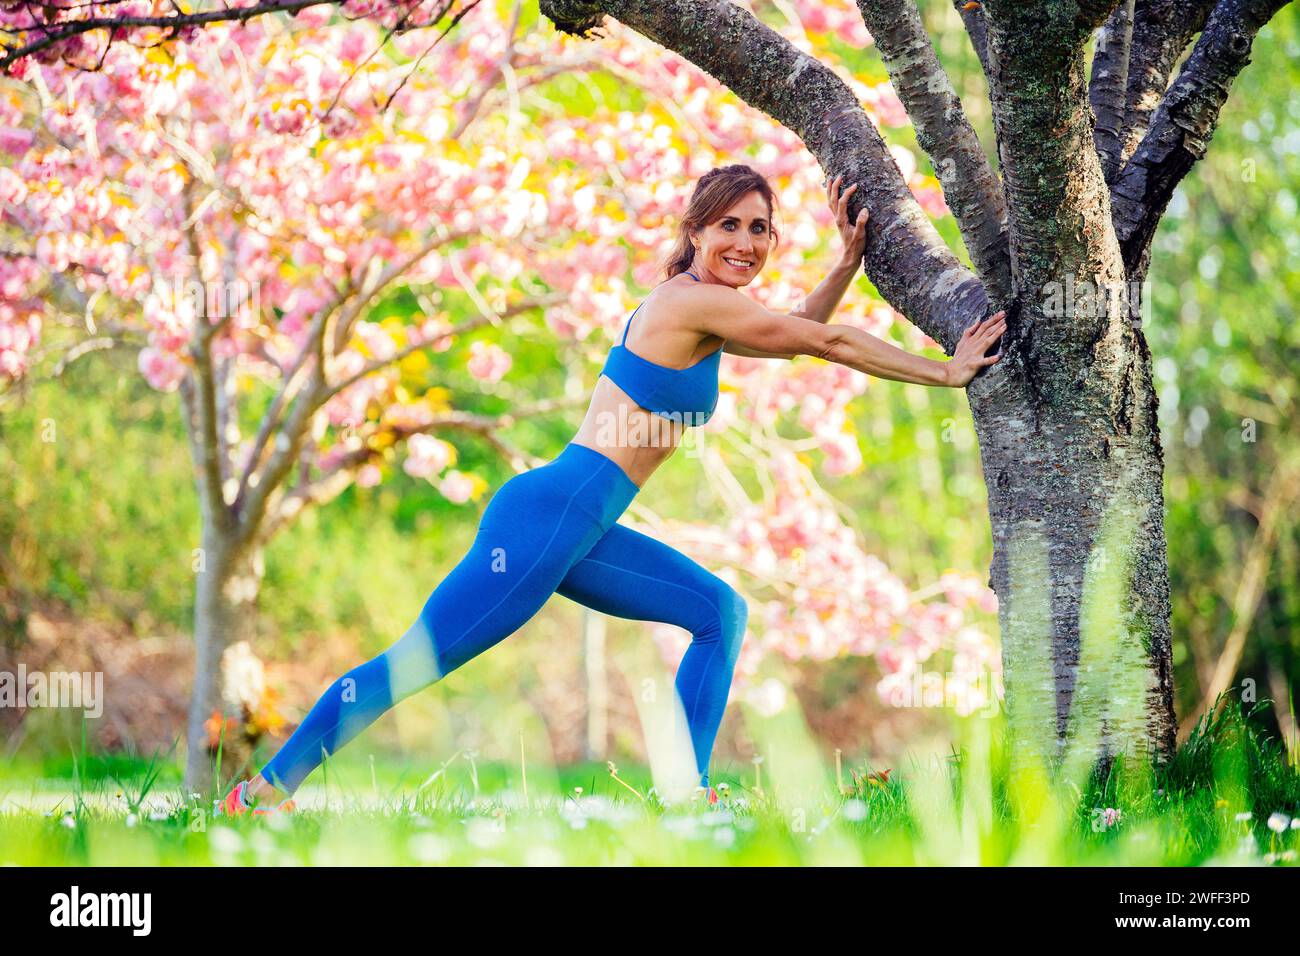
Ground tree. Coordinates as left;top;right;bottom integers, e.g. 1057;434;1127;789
532;0;1292;776
2;2;999;790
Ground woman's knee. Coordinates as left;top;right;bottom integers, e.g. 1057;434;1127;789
702;581;747;660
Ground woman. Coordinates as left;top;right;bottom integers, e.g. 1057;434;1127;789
221;164;1006;814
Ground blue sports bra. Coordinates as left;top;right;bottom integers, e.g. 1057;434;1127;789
600;270;723;427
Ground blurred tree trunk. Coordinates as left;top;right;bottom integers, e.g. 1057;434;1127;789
184;534;265;793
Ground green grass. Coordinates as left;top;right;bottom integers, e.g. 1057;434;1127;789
1;695;1296;866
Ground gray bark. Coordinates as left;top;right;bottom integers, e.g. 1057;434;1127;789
1090;0;1135;184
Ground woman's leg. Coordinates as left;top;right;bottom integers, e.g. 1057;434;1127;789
255;459;617;797
555;523;748;787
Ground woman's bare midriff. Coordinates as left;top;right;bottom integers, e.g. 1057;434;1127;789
571;375;689;489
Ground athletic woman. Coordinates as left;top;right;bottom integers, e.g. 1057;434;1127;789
220;164;1007;814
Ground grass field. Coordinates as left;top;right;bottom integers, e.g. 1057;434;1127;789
2;696;1296;867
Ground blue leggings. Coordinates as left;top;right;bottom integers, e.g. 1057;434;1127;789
257;442;748;795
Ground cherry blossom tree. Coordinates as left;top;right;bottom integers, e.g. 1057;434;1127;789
2;1;996;789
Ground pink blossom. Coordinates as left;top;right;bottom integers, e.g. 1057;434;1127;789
403;433;454;479
138;346;184;392
0;126;33;157
466;340;511;383
438;470;475;504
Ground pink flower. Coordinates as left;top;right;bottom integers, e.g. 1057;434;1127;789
466;340;511;383
356;463;382;487
138;346;184;392
295;4;334;27
0;126;34;158
438;470;474;504
403;433;454;479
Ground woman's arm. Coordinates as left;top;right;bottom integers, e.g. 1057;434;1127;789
790;258;859;326
790;176;869;325
690;284;1006;387
722;176;867;358
722;339;797;359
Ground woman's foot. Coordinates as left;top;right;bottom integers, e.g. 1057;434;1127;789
218;779;297;817
693;785;720;806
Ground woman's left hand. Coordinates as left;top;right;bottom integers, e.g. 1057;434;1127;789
828;173;868;266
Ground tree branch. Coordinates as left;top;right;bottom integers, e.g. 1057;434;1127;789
317;292;564;403
979;0;1124;303
857;0;1012;305
1116;0;1218;166
1089;0;1135;184
0;0;467;74
232;227;476;540
540;0;992;353
325;226;477;366
258;399;585;542
1111;0;1290;274
232;278;352;515
951;0;994;83
179;176;233;531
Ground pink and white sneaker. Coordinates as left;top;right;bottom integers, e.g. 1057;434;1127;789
217;780;297;817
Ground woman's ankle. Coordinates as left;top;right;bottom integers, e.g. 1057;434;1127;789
246;775;287;803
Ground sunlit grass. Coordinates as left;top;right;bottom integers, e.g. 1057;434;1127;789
2;693;1296;866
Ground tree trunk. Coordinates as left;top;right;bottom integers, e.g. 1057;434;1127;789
973;266;1176;778
182;535;265;794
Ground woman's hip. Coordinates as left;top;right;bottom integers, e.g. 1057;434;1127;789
483;441;639;535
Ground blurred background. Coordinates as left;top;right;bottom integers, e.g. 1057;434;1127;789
0;0;1295;794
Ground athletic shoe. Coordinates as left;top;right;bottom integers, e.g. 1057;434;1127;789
217;780;297;817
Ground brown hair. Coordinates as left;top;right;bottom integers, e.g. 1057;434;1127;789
660;164;781;280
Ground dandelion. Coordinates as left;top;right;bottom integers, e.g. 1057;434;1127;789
125;813;138;828
1235;811;1252;822
60;813;76;829
1267;813;1290;833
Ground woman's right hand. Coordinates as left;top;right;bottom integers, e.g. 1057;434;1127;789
945;311;1006;387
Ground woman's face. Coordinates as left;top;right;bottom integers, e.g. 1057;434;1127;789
689;190;772;288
